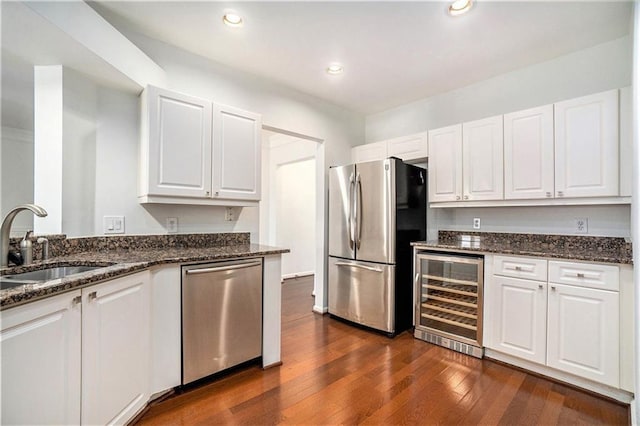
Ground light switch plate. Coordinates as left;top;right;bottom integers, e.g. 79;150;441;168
473;218;481;230
225;207;235;222
103;216;125;234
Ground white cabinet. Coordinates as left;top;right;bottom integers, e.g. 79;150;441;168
140;85;212;199
427;124;462;202
351;132;428;164
504;105;554;200
386;132;428;162
462;115;504;201
213;104;262;201
554;89;619;198
547;282;619;387
82;272;151;426
1;291;81;425
139;85;262;205
429;117;503;203
486;256;621;389
490;276;547;364
351;140;387;163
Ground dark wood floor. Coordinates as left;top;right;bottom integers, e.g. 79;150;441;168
136;276;630;425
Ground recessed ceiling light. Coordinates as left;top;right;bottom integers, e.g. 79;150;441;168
223;12;243;27
448;0;473;16
326;64;344;75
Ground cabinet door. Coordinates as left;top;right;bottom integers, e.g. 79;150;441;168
488;276;547;364
1;291;81;425
142;85;213;198
554;89;619;198
547;283;619;387
386;132;428;162
462;115;504;201
82;272;150;426
428;124;462;202
212;104;262;200
504;105;554;200
352;140;387;163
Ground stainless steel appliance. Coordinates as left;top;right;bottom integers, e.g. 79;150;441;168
414;251;484;358
181;258;263;384
328;157;426;335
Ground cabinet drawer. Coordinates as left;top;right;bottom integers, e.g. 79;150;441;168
493;256;547;281
548;261;619;291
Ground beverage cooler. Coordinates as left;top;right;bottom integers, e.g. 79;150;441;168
414;251;484;358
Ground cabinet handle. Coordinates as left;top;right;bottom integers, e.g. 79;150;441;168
215;191;219;196
206;191;210;196
514;266;522;271
456;195;461;201
538;284;543;289
88;291;97;301
72;296;82;305
463;195;469;200
551;286;556;291
576;273;585;278
546;192;552;198
557;191;564;197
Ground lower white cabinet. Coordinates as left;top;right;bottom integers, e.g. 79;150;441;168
82;271;151;425
486;256;622;389
490;276;547;365
546;283;619;387
1;291;82;425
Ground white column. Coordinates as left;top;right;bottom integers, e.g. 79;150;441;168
33;66;63;234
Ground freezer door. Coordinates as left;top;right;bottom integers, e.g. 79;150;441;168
355;159;395;264
328;164;356;259
328;257;395;333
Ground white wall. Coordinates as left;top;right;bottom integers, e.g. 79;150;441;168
261;133;318;277
366;35;632;142
365;35;633;238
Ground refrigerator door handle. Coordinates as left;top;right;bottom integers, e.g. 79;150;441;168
335;261;384;273
355;173;362;249
348;173;355;249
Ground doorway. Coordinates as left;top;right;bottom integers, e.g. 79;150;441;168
260;129;320;280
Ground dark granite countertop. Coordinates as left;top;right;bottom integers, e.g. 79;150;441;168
412;231;632;265
1;233;288;310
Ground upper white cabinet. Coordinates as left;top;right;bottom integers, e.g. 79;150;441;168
462;115;504;201
351;132;428;164
554;89;619;198
1;291;82;426
213;104;262;201
140;85;212;198
352;140;388;163
139;85;262;205
428;124;462;202
504;105;554;200
386;132;428;162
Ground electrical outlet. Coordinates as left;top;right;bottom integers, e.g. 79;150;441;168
574;217;588;234
473;218;481;230
103;216;125;234
225;207;235;222
166;217;178;233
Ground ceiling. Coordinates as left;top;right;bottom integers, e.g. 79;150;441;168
3;1;634;115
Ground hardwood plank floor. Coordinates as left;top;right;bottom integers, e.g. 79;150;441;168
136;276;630;425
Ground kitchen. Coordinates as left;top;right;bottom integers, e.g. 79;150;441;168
0;0;638;424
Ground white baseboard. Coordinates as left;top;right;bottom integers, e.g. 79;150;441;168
485;349;633;404
312;305;328;314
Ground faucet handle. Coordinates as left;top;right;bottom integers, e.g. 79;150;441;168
37;237;50;261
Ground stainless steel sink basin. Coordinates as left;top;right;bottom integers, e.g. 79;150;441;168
1;265;104;290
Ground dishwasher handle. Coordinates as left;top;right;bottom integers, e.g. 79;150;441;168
185;260;262;275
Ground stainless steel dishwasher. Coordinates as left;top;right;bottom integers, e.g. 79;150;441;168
181;258;263;385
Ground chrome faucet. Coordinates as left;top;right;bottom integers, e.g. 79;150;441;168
1;204;48;268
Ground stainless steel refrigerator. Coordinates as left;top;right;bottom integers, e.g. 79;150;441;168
328;157;426;335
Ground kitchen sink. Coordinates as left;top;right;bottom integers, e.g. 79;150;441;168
0;265;105;290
